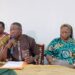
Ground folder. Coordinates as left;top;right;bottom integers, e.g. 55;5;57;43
0;61;25;70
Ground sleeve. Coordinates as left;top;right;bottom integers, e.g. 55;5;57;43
44;39;56;56
30;38;40;57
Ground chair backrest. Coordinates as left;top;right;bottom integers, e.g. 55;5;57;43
36;44;44;64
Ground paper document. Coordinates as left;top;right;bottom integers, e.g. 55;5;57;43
0;61;24;70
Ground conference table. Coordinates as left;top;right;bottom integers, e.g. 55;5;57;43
0;64;75;75
15;65;75;75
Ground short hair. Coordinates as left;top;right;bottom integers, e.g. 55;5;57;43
11;22;22;30
0;21;5;29
60;24;73;38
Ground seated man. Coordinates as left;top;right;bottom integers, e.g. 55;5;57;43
44;24;75;68
5;22;39;64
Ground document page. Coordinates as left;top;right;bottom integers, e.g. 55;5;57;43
1;61;24;69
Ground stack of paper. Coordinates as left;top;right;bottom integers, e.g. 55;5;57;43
0;61;25;70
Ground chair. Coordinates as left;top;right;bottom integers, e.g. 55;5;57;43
36;44;44;64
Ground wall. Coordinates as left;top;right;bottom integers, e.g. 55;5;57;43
0;0;75;47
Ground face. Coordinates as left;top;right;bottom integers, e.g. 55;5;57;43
10;25;22;39
60;26;71;40
0;24;4;34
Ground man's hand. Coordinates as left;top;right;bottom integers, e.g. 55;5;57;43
24;56;34;64
5;39;16;49
24;55;39;64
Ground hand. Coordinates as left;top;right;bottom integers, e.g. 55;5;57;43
24;56;34;64
46;55;53;64
5;39;16;49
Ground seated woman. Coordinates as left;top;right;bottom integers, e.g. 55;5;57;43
0;21;9;61
44;24;75;68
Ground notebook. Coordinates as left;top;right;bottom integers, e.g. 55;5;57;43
0;61;25;70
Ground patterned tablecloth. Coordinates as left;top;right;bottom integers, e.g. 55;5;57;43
15;65;75;75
